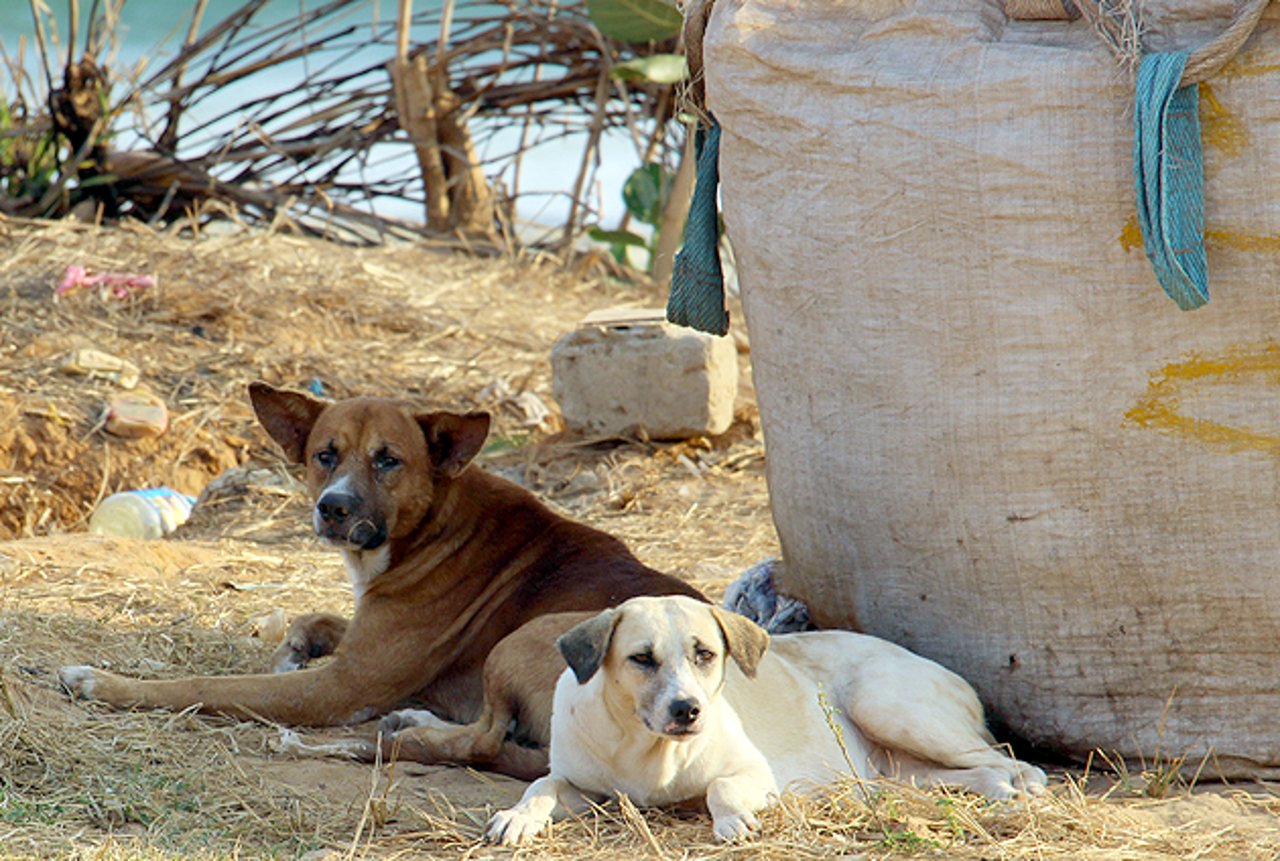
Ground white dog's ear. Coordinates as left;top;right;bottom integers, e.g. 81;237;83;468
710;606;770;679
557;608;620;684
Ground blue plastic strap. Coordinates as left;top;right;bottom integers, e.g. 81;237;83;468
1133;52;1208;311
667;117;729;335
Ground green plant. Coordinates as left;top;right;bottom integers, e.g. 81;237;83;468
586;0;682;43
589;161;673;270
611;54;688;84
0;100;60;210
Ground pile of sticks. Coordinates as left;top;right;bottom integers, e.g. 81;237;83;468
2;0;679;247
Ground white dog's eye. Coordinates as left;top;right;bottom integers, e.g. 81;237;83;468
694;647;716;665
628;652;657;669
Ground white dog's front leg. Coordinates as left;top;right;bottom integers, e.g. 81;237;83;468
706;771;774;842
486;775;590;846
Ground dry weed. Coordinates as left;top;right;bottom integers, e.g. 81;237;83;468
3;219;1279;860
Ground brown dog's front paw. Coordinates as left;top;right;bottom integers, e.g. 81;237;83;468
270;640;310;674
58;665;100;699
270;613;348;673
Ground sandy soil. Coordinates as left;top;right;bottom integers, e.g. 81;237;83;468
3;218;1280;860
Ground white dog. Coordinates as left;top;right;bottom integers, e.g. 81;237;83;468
486;595;1045;844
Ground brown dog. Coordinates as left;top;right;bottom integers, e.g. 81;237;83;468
60;382;703;778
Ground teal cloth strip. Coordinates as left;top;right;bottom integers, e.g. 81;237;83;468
667;117;729;335
1133;52;1208;311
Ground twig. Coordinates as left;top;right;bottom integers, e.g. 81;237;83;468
158;0;210;151
27;0;54;94
563;62;611;250
66;0;79;72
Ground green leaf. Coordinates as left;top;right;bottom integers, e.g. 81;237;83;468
611;54;689;84
589;227;649;249
76;173;120;189
622;163;669;226
587;0;682;43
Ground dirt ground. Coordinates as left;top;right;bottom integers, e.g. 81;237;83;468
3;217;1280;860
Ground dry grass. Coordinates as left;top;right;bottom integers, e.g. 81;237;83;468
3;217;1280;859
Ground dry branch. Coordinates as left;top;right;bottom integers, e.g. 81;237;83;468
2;0;682;248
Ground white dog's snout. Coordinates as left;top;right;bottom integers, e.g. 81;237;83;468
668;696;702;725
649;671;708;737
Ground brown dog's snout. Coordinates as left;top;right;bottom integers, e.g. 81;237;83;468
315;489;387;549
317;491;358;525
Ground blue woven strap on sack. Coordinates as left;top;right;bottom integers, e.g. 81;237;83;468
667;117;729;335
1133;52;1208;311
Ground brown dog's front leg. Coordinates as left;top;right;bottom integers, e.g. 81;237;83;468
270;612;349;673
58;659;389;726
59;611;440;726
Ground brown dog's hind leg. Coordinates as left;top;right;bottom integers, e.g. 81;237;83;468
270;613;349;673
385;701;550;781
381;612;588;780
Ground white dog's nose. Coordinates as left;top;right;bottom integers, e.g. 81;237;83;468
669;697;701;726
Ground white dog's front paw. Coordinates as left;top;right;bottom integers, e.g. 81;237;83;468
713;809;760;842
486;808;550;846
379;708;452;736
1013;763;1048;797
58;665;98;698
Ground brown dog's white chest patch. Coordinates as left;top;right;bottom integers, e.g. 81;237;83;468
342;545;392;604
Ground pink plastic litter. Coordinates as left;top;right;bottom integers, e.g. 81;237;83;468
56;264;157;299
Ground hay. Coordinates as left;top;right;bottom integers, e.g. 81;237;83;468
3;217;1280;859
0;215;776;857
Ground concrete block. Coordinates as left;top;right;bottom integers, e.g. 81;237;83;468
551;308;738;439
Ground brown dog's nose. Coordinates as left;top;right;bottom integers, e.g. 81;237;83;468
317;491;358;524
669;698;701;725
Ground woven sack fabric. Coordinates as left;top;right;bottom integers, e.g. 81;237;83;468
708;0;1280;775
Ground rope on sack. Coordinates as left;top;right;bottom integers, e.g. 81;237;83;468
1004;0;1079;20
1180;0;1271;85
682;0;715;121
666;0;730;336
1058;0;1272;308
1013;0;1270;84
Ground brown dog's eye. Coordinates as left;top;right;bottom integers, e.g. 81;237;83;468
374;451;401;472
628;652;656;669
314;448;337;469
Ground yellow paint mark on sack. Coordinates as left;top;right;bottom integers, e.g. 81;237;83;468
1119;215;1144;252
1126;345;1280;454
1212;49;1280;79
1198;83;1249;159
1118;220;1280;255
1204;229;1280;253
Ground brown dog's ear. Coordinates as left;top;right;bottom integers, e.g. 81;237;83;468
417;410;491;478
248;382;327;464
710;606;770;679
557;608;620;685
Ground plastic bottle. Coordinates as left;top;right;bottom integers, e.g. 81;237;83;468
88;488;197;539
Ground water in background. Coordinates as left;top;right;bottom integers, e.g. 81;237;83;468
0;0;640;230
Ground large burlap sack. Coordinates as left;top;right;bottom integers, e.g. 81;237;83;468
706;0;1280;775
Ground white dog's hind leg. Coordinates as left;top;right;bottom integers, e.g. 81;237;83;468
884;750;1047;800
486;775;591;846
910;761;1047;800
839;646;1046;797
